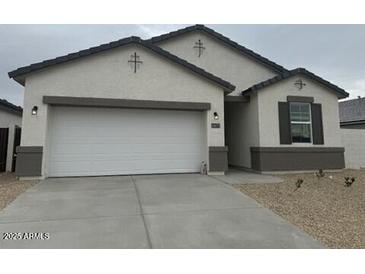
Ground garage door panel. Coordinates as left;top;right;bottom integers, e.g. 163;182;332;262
55;127;202;138
51;143;203;155
48;107;206;177
53;136;203;145
50;151;203;162
49;159;202;177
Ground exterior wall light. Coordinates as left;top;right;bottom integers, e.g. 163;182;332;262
31;106;38;115
213;112;219;120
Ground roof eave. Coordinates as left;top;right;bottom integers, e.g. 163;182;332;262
241;69;349;99
0;100;23;116
8;37;235;92
8;37;139;81
337;92;349;100
12;75;25;86
148;24;289;74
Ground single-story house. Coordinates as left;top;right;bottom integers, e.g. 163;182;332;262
339;97;365;169
0;98;22;172
8;25;349;179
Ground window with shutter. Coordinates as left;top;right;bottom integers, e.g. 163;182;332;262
279;101;324;145
289;102;312;143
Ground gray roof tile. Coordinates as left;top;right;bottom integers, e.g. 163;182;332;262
8;36;235;92
147;24;288;74
242;68;349;99
339;97;365;123
0;98;23;115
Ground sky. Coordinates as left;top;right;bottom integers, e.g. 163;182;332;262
1;24;364;106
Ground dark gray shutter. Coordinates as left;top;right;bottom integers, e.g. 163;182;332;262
278;102;292;144
311;103;324;144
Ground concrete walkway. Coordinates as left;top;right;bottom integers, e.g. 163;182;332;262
215;168;283;185
0;174;321;248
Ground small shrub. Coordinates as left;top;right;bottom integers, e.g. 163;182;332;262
295;178;304;191
344;177;355;187
315;169;325;179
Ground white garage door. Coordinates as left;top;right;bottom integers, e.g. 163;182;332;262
48;106;206;177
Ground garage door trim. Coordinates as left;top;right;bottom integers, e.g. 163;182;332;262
43;96;211;111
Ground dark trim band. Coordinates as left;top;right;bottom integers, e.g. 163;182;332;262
224;96;250;103
43;96;211;111
287;96;314;103
251;147;344;153
250;146;345;171
340;119;365;126
340;123;365;129
209;146;229;152
16;146;43;153
209;146;228;172
15;146;43;177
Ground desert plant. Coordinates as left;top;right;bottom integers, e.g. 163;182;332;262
315;169;325;179
344;177;355;187
294;178;304;191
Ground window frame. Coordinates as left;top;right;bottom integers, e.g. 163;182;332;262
289;102;312;144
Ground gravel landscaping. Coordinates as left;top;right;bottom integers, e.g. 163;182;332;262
236;169;365;248
0;173;38;211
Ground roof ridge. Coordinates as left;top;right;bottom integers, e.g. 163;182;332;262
147;24;288;74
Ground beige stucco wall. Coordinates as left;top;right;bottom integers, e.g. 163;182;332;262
21;44;226;177
225;94;259;168
0;109;22;171
341;128;365;169
156;31;278;95
257;75;343;147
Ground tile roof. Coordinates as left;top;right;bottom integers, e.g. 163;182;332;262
8;36;235;92
339;97;365;123
147;24;288;74
241;68;349;99
0;98;23;115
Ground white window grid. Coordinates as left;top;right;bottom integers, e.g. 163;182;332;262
289;102;312;143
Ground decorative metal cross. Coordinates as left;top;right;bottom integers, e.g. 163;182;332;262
128;52;143;73
193;39;205;57
294;79;306;90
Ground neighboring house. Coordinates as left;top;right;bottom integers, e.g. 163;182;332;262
0;98;22;172
8;25;349;179
339;97;365;129
339;97;365;169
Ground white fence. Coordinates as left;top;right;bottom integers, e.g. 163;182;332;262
341;128;365;169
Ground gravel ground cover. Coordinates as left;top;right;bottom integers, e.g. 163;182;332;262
0;173;38;211
236;169;365;248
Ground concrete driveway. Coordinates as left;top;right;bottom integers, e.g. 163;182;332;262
0;173;322;248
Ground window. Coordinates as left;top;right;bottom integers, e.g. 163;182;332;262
290;102;311;143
